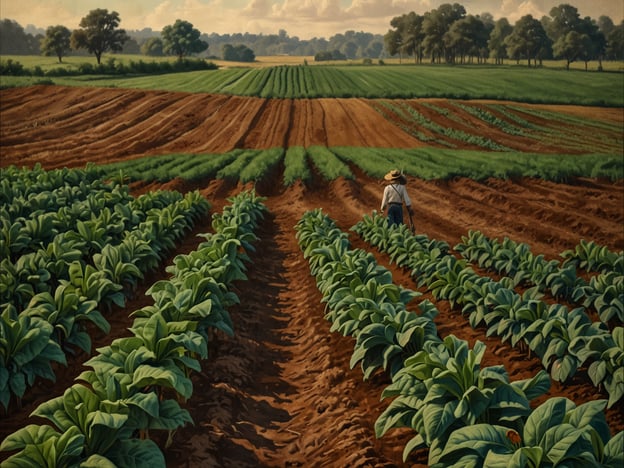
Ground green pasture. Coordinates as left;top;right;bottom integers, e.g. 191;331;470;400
1;54;623;105
96;147;623;186
3;53;622;71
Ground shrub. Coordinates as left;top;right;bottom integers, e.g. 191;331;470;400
0;59;25;76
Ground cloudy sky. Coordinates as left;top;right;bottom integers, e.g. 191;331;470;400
1;0;622;39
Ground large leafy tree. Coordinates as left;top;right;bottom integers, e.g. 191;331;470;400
383;28;403;60
397;12;426;63
422;3;466;63
161;20;208;60
577;16;606;70
71;9;129;64
547;3;582;40
0;19;41;54
505;14;551;66
488;18;513;64
605;21;624;60
547;4;606;70
553;30;584;68
548;3;582;68
141;37;164;56
444;15;489;63
40;25;71;63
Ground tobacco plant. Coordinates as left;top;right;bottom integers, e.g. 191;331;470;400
1;384;166;466
376;335;550;464
437;397;623;468
0;309;66;410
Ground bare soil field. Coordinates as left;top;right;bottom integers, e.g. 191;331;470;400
1;85;623;467
1;86;623;168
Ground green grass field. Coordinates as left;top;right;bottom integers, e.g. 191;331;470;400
1;54;623;105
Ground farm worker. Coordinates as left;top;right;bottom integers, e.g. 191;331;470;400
380;169;414;228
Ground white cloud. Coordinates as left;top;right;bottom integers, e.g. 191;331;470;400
241;0;274;17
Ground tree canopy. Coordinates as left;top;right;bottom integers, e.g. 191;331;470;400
40;25;71;63
0;1;621;70
161;20;208;59
70;9;129;64
385;2;622;68
222;44;255;62
0;19;41;55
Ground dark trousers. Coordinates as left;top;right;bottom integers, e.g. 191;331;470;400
387;204;403;226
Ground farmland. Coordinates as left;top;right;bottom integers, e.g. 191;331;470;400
1;62;623;467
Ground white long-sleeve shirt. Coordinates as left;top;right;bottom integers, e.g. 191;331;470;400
381;183;412;211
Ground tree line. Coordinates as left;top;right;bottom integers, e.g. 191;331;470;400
385;3;623;69
0;2;622;69
0;18;384;63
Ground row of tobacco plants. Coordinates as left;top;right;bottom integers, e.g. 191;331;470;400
1;164;209;411
455;231;623;325
296;208;623;466
1;187;268;466
351;213;623;409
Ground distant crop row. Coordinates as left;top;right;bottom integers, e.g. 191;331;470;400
369;100;623;154
3;64;622;106
98;146;624;186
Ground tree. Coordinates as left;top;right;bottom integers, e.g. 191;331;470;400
0;19;41;55
71;9;129;64
547;3;582;67
314;50;333;61
342;41;358;59
605;21;624;60
222;44;255;62
597;16;615;37
402;12;426;63
578;16;606;70
546;5;605;70
444;15;488;63
141;37;164;56
488;18;512;64
547;3;582;41
422;3;466;63
505;14;551;67
40;25;71;63
384;28;403;60
553;30;583;68
121;37;141;54
364;41;384;58
162;19;208;60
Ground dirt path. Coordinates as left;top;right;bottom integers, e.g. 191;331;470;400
164;206;413;466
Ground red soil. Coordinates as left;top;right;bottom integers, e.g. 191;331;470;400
1;86;623;467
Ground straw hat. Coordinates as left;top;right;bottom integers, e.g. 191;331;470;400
384;169;406;183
